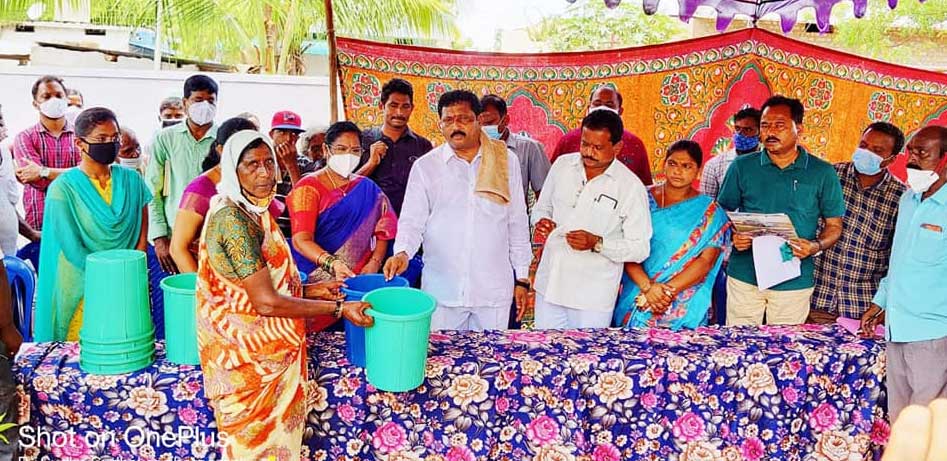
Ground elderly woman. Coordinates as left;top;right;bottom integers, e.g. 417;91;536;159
614;140;731;330
196;129;372;460
297;124;328;170
34;108;151;341
169;117;280;273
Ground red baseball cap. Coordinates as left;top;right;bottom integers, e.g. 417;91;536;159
271;110;303;132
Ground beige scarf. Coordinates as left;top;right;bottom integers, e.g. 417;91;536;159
474;129;511;205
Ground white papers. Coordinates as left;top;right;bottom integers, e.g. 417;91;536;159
752;235;801;290
727;212;798;240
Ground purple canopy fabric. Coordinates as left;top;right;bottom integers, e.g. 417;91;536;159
568;0;922;33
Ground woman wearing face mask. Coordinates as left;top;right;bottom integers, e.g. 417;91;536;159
169;117;283;273
197;129;373;460
614;140;731;331
33;108;151;341
288;121;397;286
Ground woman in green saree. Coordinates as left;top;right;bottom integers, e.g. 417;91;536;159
34;108;151;341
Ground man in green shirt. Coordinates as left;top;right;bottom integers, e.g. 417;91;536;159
717;96;845;326
145;74;219;274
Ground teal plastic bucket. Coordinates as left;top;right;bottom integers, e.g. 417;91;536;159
363;287;436;392
80;353;154;375
80;327;155;347
160;273;200;365
341;274;409;367
80;340;155;361
81;250;153;344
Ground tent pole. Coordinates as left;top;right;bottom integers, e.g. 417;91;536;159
325;0;339;123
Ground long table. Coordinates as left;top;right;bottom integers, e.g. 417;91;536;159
14;324;887;460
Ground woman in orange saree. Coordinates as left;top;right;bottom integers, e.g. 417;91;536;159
196;129;373;461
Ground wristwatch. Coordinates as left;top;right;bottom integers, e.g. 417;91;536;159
515;279;531;290
40;167;50;179
592;237;603;253
333;300;344;318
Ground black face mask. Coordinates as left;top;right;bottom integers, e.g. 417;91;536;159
161;119;184;128
84;140;120;165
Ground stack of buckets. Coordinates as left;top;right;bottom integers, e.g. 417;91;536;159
80;250;156;374
342;274;437;393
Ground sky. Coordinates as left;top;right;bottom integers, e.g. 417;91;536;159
456;0;571;49
456;0;687;50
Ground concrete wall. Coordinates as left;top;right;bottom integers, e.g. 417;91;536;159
0;67;333;151
0;21;132;54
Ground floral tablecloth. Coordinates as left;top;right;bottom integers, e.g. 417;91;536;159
14;324;888;461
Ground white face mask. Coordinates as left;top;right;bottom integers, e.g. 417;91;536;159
906;168;940;195
588;105;619;115
187;101;216;126
328;153;360;178
39;97;68;119
64;105;82;125
118;157;142;170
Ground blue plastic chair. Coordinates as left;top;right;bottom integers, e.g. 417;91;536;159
3;256;36;342
16;241;40;273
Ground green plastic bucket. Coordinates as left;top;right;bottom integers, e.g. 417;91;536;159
363;287;436;392
81;250;153;344
80;340;155;361
80;327;155;347
160;273;199;365
80;353;154;375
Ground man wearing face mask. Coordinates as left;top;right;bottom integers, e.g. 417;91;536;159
479;94;550;202
117;127;143;174
551;85;653;186
158;96;186;128
13;75;81;231
811;122;905;320
700;107;761;198
358;78;433;216
145;74;219;276
860;125;947;422
717;96;845;326
64;89;84;126
383;90;531;331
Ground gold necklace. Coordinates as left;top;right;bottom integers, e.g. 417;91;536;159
325;169;349;196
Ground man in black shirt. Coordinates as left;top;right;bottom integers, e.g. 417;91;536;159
358;78;433;215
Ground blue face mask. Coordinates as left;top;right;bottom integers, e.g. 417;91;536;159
733;133;760;152
852;147;886;176
482;125;501;140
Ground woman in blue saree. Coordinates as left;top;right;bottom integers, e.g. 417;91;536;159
614;140;730;331
34;108;151;341
287;121;396;329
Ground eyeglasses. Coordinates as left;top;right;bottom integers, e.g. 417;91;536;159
440;115;476;125
81;136;121;144
328;145;363;156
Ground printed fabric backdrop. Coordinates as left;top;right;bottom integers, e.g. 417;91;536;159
338;28;947;178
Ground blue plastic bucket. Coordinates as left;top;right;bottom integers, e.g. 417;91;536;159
341;274;408;367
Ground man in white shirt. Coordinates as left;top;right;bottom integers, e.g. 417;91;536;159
529;108;652;329
384;90;532;331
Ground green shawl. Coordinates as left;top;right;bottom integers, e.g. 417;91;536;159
34;165;152;341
